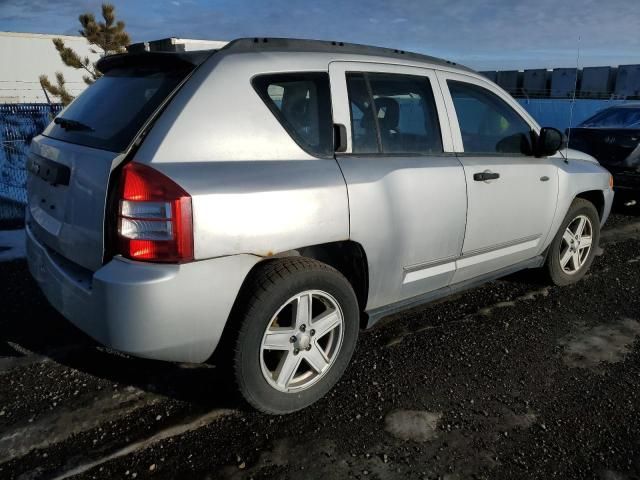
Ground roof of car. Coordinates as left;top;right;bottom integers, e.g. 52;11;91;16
221;37;475;73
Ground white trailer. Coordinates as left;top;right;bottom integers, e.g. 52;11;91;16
0;31;100;103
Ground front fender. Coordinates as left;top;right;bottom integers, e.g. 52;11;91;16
542;157;613;250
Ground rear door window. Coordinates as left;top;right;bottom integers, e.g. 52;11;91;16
253;73;333;157
45;66;192;152
346;72;443;155
346;73;379;153
447;80;533;155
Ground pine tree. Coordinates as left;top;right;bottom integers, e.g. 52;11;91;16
39;3;131;106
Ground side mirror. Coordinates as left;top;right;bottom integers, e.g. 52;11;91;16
534;127;566;157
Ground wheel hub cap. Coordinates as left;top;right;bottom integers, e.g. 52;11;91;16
297;334;311;350
559;214;593;275
259;290;345;393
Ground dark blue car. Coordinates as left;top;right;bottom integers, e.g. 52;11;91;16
568;104;640;206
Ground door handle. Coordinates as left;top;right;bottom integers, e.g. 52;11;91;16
333;123;348;153
473;171;500;182
540;176;550;182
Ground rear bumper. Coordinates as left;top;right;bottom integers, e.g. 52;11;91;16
26;226;260;363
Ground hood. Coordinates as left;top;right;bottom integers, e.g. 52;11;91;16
561;148;600;165
567;127;640;169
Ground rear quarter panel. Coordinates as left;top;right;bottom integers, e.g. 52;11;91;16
134;50;350;259
151;160;350;259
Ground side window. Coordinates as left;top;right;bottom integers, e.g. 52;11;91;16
346;73;379;153
253;73;333;157
346;72;443;154
447;80;533;155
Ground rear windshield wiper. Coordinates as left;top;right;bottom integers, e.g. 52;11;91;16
54;117;94;132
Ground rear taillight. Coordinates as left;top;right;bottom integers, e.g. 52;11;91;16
117;162;194;263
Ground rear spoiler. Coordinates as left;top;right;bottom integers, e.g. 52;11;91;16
97;50;214;74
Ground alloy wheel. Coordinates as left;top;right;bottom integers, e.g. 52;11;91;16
259;290;344;393
559;214;593;275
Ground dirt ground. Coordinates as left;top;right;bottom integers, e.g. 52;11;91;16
1;210;640;480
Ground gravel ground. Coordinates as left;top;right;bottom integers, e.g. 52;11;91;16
1;212;640;480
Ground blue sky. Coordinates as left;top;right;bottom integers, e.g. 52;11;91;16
2;0;640;70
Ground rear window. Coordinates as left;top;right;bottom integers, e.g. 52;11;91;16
45;66;191;152
252;73;333;157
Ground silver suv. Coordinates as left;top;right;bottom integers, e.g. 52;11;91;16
26;38;614;414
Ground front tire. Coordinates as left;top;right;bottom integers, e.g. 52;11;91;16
232;257;359;414
546;198;600;286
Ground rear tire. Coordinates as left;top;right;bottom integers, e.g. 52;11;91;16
545;198;600;286
232;257;359;414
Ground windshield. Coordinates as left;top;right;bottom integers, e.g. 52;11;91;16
579;107;640;129
44;65;192;152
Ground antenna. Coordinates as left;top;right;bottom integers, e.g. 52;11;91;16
565;36;581;162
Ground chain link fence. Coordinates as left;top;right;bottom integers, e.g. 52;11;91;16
0;103;62;226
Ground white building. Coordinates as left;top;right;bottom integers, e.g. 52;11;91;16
0;31;101;103
0;32;229;103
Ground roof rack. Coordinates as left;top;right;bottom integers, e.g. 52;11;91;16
222;37;472;72
122;36;473;73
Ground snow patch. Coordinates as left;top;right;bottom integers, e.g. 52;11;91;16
502;412;537;429
560;318;640;370
51;408;236;480
0;389;152;463
384;410;442;442
478;287;550;317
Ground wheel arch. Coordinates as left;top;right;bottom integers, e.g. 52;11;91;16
574;189;605;220
293;240;370;320
242;240;370;323
213;240;370;363
541;189;605;263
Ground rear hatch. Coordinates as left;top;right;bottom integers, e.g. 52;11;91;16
27;51;211;272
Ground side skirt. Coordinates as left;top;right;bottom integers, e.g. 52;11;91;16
365;255;545;329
